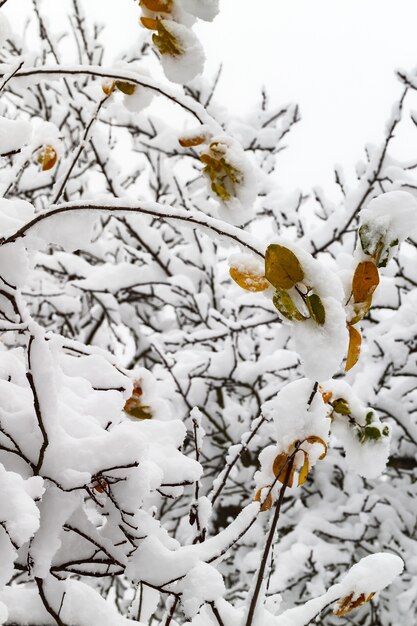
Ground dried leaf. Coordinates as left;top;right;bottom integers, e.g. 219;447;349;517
345;324;362;371
306;293;326;325
272;452;295;487
298;450;310;486
334;592;375;617
229;267;269;292
265;244;304;290
254;486;273;512
305;436;328;460
115;81;136;95
93;479;108;494
272;288;306;320
140;16;159;29
140;0;172;11
101;79;115;95
352;261;380;304
37;145;58;171
319;387;333;404
200;142;243;202
124;399;153;420
179;134;207;148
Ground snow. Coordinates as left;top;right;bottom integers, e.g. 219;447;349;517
323;379;391;478
267;239;349;380
179;0;219;21
0;116;31;154
359;190;417;244
157;20;206;84
0;464;43;545
180;562;225;617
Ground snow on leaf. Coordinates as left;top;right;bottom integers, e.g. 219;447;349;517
273;288;306;320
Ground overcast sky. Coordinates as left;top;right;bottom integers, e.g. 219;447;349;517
7;0;417;196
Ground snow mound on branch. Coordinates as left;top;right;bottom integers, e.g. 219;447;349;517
0;464;43;545
180;562;225;617
324;379;390;478
339;552;404;597
360;190;417;243
0;117;31;154
261;379;329;455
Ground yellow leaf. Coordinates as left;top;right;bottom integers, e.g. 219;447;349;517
37;145;58;171
254;486;273;512
229;267;269;292
345;324;362;372
265;244;304;290
305;436;328;460
352;261;379;304
297;450;310;486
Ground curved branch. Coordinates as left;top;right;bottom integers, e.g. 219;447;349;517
0;64;222;128
1;200;265;258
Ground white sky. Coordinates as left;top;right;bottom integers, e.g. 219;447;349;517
6;0;417;195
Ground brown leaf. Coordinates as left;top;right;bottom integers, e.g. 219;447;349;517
37;145;58;171
319;387;333;404
101;79;115;95
334;591;375;617
140;16;159;29
229;267;269;292
272;452;295;487
305;436;328;460
140;0;172;11
179;134;207;148
345;324;362;371
254;486;273;512
352;261;379;304
265;244;304;289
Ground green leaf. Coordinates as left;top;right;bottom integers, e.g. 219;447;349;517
364;425;382;441
265;245;304;289
306;293;326;325
332;398;351;416
273;288;306;321
365;411;374;425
